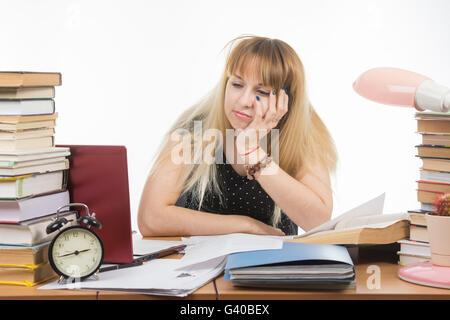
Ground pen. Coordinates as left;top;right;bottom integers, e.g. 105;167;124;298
134;244;187;264
98;260;143;273
98;244;187;273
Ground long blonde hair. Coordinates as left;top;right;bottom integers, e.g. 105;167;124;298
148;35;337;227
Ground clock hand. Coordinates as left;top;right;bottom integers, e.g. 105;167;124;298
58;249;91;258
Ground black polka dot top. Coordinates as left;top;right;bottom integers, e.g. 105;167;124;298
175;154;298;235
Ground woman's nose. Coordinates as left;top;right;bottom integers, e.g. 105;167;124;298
238;89;255;107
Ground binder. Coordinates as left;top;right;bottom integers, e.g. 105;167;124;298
225;242;355;289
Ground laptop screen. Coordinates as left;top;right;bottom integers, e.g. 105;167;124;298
56;144;134;264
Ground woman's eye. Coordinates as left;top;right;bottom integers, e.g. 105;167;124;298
231;83;269;96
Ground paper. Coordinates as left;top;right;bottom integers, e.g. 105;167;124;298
132;234;183;255
39;255;227;297
334;212;408;230
177;233;284;269
296;193;386;238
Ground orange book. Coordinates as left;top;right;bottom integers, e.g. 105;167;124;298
0;72;61;87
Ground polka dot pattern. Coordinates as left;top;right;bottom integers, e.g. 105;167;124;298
176;154;297;235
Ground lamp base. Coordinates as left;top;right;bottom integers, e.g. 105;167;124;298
398;261;450;289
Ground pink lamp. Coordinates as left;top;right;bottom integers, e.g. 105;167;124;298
353;67;450;112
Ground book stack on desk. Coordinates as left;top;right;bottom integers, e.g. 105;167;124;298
397;112;450;265
415;111;450;213
0;72;72;286
398;209;431;265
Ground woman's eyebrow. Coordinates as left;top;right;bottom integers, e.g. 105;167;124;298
233;74;264;87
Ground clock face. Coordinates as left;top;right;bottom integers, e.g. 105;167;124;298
49;226;104;279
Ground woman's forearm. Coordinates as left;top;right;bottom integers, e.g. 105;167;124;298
254;157;332;232
138;205;270;236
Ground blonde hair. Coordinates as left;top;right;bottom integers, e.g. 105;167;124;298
148;35;337;227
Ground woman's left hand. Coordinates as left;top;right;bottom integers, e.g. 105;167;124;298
235;87;289;160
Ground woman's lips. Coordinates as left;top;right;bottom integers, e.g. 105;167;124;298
233;110;251;120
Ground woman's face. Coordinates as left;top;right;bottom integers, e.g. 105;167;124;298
224;68;272;130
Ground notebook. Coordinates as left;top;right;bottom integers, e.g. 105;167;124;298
225;242;355;289
56;145;134;264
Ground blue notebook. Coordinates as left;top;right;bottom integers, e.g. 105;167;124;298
225;242;355;289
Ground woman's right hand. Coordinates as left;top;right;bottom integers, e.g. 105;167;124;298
240;215;285;236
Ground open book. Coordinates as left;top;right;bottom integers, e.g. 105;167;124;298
287;193;410;245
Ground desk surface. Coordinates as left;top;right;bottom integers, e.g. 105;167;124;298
0;283;97;300
1;239;450;300
214;262;450;300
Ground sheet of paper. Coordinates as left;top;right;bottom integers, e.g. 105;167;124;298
296;192;385;238
334;212;408;230
176;233;284;269
132;235;183;255
39;255;227;297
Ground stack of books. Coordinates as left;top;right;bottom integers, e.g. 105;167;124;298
398;111;450;265
0;72;73;286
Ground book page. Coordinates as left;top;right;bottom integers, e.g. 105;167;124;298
334;212;409;230
295;193;385;239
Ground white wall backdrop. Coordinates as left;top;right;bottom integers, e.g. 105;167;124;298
2;0;450;233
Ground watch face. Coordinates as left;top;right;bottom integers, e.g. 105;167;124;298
49;226;104;280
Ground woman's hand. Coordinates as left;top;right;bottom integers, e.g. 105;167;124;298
235;87;289;163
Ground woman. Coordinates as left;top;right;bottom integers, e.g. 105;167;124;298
138;35;337;236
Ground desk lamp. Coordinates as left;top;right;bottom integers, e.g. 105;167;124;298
353;67;450;289
353;67;450;112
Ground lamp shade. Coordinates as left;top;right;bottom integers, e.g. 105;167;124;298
353;67;450;113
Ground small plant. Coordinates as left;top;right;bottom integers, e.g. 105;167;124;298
432;193;450;216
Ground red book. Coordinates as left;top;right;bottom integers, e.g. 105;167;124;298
56;145;134;263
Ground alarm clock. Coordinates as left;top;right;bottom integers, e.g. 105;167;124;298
46;203;104;282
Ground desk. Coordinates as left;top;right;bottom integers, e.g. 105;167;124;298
1;240;450;300
0;279;217;300
0;283;97;300
214;262;450;300
96;281;217;300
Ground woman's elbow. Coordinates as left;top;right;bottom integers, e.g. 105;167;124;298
138;204;162;237
320;199;333;225
307;201;333;231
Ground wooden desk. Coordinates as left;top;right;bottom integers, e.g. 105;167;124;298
214;262;450;300
214;245;450;300
1;240;450;300
0;281;97;300
96;281;217;300
0;278;217;300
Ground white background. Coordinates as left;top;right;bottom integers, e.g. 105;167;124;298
2;0;450;233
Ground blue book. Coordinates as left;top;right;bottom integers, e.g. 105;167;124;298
225;242;355;289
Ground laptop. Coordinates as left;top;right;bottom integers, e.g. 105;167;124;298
56;145;134;264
